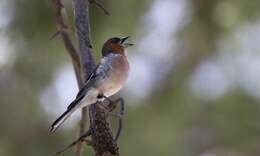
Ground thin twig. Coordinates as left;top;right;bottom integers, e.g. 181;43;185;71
50;30;60;40
52;129;92;156
89;0;110;15
113;98;125;142
52;0;83;87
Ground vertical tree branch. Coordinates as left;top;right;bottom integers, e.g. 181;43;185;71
73;0;119;156
52;0;83;87
73;0;95;156
73;0;96;79
89;105;119;156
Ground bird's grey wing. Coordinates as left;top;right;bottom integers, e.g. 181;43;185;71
94;53;120;82
66;65;98;110
66;54;118;110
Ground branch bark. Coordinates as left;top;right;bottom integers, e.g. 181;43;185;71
73;0;119;155
73;0;95;156
52;0;83;87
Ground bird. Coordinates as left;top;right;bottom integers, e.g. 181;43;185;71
50;36;133;132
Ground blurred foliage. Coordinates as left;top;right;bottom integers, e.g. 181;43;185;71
1;0;260;156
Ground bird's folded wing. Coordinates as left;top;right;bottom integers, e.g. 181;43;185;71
66;66;98;110
66;54;117;110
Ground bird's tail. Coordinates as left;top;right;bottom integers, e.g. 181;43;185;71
50;104;78;132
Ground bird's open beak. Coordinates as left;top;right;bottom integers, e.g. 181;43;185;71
120;36;134;48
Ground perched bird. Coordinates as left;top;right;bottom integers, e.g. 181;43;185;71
50;36;133;132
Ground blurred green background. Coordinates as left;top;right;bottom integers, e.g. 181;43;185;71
1;0;260;155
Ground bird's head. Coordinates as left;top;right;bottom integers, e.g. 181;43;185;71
102;36;134;56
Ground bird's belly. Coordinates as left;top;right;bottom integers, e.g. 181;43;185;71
100;72;127;97
100;80;123;97
79;83;122;107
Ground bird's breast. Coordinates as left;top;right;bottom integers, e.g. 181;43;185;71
100;55;129;97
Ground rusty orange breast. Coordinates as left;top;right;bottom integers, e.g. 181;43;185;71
100;55;129;97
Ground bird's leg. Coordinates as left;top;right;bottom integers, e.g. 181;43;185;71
97;94;121;117
97;94;114;111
